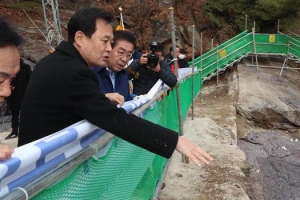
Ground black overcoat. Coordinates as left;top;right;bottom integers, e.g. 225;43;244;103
7;59;31;111
18;41;178;158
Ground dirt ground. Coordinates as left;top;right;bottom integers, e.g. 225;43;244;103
159;57;300;200
159;66;251;200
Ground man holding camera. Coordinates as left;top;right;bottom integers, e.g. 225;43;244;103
126;41;177;96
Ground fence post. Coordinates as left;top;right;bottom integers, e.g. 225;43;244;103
252;22;259;71
191;25;195;120
245;14;248;31
168;7;186;163
200;32;203;103
216;44;219;87
280;33;291;76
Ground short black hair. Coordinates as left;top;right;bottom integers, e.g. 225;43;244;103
0;18;23;48
112;30;136;50
67;7;114;44
179;48;187;54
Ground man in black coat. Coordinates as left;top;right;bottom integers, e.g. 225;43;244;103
0;18;22;160
18;8;212;165
5;59;31;139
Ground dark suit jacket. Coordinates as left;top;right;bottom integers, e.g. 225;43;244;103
18;41;178;158
7;59;31;111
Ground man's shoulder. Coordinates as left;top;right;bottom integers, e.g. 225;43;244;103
159;60;170;68
128;59;140;66
164;54;173;60
91;66;106;73
33;53;93;81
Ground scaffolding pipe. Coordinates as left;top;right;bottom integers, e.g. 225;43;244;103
280;33;292;76
252;22;259;71
151;158;172;200
168;7;185;163
245;14;248;31
200;32;203;102
191;25;195;120
216;44;219;87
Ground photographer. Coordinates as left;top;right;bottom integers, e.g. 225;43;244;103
126;41;177;95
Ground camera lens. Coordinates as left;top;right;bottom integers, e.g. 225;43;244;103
147;53;159;69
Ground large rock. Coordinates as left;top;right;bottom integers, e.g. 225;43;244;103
178;25;202;51
237;58;300;132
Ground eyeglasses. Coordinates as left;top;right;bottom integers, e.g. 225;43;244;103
113;49;133;60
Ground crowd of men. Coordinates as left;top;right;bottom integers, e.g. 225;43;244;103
0;8;212;170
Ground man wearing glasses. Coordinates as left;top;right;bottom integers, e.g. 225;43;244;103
92;30;134;105
0;18;22;160
18;8;213;166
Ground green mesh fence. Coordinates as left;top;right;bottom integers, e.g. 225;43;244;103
254;34;289;54
32;89;180;200
30;32;300;199
289;33;300;58
179;72;201;120
217;32;252;70
32;138;161;199
191;31;252;79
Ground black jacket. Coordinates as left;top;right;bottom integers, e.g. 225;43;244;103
126;59;177;95
18;41;178;158
178;59;189;68
7;59;31;111
164;54;189;69
164;53;173;65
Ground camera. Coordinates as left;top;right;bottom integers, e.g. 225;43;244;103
146;41;159;69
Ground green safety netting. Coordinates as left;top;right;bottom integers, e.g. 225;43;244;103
31;31;300;199
254;34;289;54
179;72;202;120
191;31;252;79
289;33;300;58
32;89;179;200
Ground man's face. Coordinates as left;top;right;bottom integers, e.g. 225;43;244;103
108;40;134;72
0;46;20;106
77;19;113;67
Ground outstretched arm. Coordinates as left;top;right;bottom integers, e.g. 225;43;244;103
0;145;14;161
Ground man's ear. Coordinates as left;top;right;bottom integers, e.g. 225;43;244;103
74;31;85;47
